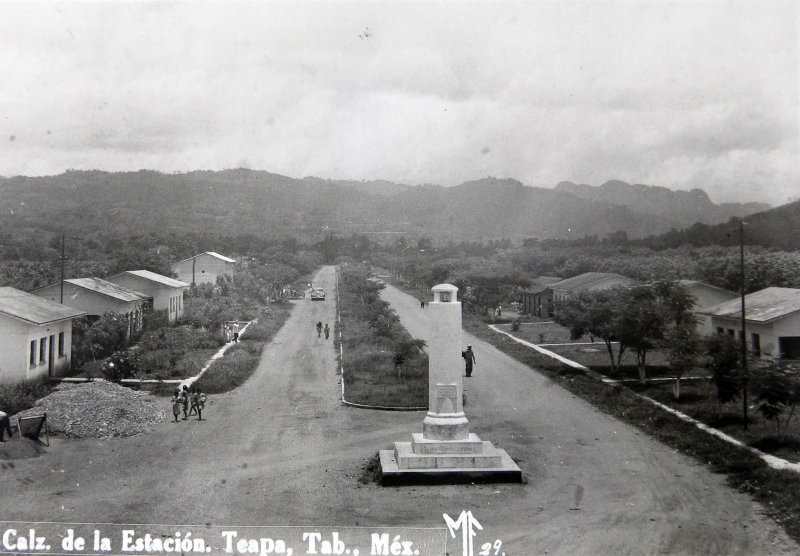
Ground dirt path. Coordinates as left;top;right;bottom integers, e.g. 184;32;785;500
0;267;796;555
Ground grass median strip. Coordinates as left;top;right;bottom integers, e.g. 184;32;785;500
337;265;427;408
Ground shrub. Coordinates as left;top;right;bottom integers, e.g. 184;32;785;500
0;379;52;415
101;350;141;382
71;313;130;368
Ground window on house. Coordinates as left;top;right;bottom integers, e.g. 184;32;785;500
58;332;65;356
716;327;724;335
751;333;761;356
727;329;735;337
39;337;47;362
30;340;37;365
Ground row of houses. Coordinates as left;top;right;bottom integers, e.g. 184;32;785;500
0;271;190;386
519;272;800;360
0;251;238;387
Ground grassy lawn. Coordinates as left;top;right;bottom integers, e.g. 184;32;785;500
194;304;292;394
497;319;798;457
629;380;800;463
463;312;800;544
498;320;577;344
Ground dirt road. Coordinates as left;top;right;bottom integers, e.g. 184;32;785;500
0;266;796;555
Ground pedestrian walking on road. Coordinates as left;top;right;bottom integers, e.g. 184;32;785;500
191;390;207;420
324;323;330;339
189;388;206;421
316;321;322;337
188;388;198;416
462;345;476;377
420;298;425;309
171;394;182;423
232;322;240;343
181;385;190;419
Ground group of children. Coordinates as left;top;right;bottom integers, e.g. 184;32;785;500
171;384;207;422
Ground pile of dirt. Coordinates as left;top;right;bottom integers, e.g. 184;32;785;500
17;381;168;438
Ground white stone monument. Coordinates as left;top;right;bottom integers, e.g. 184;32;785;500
380;284;522;484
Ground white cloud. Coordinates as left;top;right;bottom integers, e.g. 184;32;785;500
0;1;796;205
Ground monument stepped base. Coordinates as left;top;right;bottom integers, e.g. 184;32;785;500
379;434;522;486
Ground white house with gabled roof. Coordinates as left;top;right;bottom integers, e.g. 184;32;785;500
106;270;189;323
677;280;739;335
172;252;237;286
700;287;800;359
0;287;86;384
31;277;149;338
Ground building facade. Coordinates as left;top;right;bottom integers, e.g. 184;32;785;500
677;280;738;335
32;278;149;339
529;272;638;318
172;252;236;286
701;287;800;359
519;277;562;316
0;287;85;385
107;270;189;324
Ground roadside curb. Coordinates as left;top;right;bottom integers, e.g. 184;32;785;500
488;323;800;474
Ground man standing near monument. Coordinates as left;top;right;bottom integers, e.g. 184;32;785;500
462;345;476;377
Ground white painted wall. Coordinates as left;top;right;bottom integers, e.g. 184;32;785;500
108;275;186;323
0;315;73;385
173;254;234;286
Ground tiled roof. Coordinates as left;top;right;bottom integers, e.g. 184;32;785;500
113;270;189;289
65;278;149;302
550;272;636;292
0;287;86;325
701;287;800;322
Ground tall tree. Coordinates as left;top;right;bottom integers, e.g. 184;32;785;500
554;288;627;373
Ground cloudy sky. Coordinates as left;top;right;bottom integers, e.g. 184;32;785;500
1;1;797;205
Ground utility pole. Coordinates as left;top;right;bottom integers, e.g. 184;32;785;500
740;218;748;430
71;236;81;277
60;233;66;303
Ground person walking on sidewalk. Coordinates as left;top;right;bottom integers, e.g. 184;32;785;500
316;321;322;337
232;322;240;343
462;345;476;377
324;323;330;339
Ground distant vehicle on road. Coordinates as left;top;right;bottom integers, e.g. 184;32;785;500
310;288;326;301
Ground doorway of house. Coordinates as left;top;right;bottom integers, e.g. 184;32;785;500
48;334;55;376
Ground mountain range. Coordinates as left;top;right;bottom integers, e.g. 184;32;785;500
0;170;776;243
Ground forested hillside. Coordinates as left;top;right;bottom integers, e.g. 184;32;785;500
0;170;771;245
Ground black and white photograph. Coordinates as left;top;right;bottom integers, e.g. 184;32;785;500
0;1;798;554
